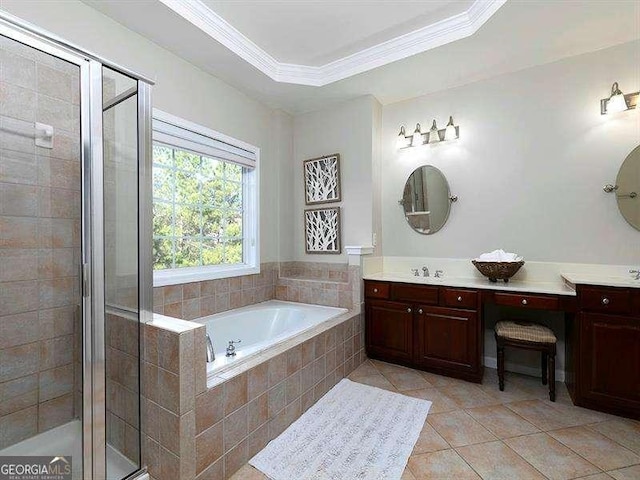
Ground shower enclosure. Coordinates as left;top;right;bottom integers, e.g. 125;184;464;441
0;12;152;480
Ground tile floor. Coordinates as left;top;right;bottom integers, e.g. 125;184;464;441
231;360;640;480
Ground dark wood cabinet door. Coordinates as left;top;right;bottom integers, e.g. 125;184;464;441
580;312;640;415
365;300;413;362
415;306;478;372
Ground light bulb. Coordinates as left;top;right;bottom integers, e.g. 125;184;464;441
607;82;628;114
429;120;440;143
445;116;457;140
396;126;407;149
412;124;423;147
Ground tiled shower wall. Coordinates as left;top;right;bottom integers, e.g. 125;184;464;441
152;261;362;320
0;37;81;448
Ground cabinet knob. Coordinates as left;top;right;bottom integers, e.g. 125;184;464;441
601;297;610;305
418;308;423;314
407;307;412;313
522;299;528;305
373;288;378;293
457;296;463;302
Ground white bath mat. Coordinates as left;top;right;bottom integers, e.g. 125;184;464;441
250;378;431;480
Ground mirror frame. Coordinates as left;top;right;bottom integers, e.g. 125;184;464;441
400;165;455;235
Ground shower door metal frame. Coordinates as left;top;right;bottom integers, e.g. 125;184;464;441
0;11;153;480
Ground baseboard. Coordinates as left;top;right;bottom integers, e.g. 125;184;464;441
484;356;565;382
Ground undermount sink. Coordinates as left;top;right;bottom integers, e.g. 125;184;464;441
561;273;640;289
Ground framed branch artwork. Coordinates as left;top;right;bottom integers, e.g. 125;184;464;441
304;207;341;254
303;153;341;205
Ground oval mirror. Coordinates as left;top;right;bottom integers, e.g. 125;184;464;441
616;145;640;230
401;165;453;234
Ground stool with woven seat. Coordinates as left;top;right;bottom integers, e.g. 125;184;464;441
495;320;557;401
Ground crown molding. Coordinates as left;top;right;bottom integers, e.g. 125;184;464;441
159;0;506;87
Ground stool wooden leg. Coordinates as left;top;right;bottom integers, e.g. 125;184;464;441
497;344;505;392
548;353;556;402
541;353;548;385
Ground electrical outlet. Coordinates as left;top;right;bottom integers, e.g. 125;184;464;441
372;233;377;247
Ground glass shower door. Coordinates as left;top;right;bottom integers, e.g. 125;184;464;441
0;32;84;478
102;66;141;480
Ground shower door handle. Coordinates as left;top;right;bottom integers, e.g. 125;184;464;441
81;263;90;298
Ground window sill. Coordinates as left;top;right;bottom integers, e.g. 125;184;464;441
153;264;259;287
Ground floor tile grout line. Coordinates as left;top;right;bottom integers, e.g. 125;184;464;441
545;427;640;473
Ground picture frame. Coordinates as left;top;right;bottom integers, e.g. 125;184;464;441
303;153;341;205
304;207;341;254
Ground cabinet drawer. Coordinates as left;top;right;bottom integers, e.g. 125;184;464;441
579;286;631;315
442;288;478;309
391;283;439;305
494;292;560;310
365;281;389;299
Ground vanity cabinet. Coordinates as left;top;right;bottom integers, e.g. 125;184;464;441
364;280;483;382
574;286;640;419
415;306;478;377
366;300;414;363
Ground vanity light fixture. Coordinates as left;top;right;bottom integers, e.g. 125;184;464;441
411;123;423;147
396;116;460;150
396;126;408;149
601;82;638;115
428;120;440;143
445;116;458;140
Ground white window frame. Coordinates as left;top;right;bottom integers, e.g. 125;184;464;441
152;109;260;287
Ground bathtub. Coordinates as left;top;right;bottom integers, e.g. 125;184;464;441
195;300;347;375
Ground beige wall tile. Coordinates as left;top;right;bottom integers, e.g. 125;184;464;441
39;364;73;402
0;341;40;382
196;421;224;475
0;405;38;448
38;392;73;431
196;384;224;435
37;65;72;102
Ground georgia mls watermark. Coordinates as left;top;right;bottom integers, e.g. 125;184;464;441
0;456;72;480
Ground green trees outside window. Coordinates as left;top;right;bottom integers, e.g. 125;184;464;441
152;144;244;270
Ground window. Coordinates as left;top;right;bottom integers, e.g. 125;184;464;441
152;110;259;286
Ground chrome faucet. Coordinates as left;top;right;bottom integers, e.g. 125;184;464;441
422;266;430;277
434;270;444;278
226;340;241;357
411;268;420;276
205;333;215;362
631;269;640;280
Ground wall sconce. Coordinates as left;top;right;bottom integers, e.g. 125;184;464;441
601;82;638;115
397;116;459;149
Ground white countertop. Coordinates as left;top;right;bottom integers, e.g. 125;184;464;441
561;273;640;289
363;273;577;296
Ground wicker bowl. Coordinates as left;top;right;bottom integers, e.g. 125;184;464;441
472;260;525;283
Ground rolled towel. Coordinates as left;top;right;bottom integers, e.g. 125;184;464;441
475;249;523;262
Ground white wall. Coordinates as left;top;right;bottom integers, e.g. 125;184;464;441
292;95;380;262
382;40;640;265
1;0;289;263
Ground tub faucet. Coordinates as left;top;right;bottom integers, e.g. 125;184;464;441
226;340;241;357
205;333;215;362
631;269;640;280
435;270;444;278
411;268;419;276
422;266;430;277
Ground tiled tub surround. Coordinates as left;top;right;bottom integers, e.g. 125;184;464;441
0;37;82;449
275;262;362;310
106;308;142;463
152;261;362;320
152;263;278;320
141;307;365;480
